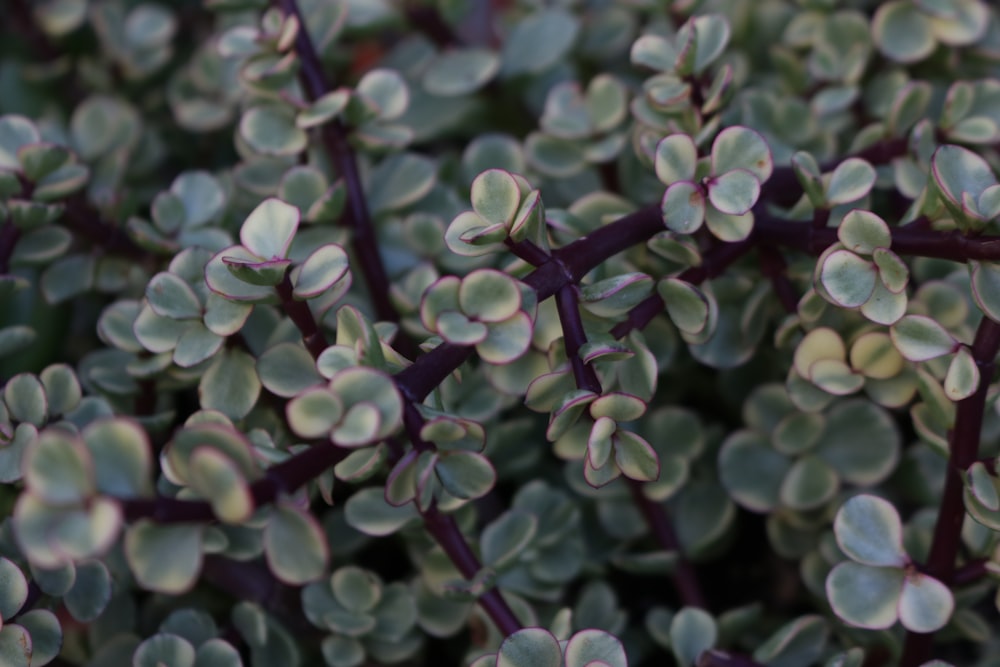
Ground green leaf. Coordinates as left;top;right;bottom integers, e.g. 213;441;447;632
661;181;706;234
344;487;418;537
0;558;27;621
614;431;659;482
286;387;343;438
171;171;225;228
826;561;903;629
471;169;521;228
205;246;276;302
83;418;153;497
459;269;521;322
753;615;829;667
133;634;196;667
969;261;1000;323
15;609;61;664
297;89;351;129
707;169;759;215
293;243;350;299
5;372;48;426
146;272;202;320
719;431;790;512
240;106;307;156
125;521;203;593
931;144;998;215
704;205;753;242
711;126;773;182
0;624;31;667
356;69;409;120
859;279;907;326
820;250;877;308
898;574;954;633
39;364;81;416
477;312;533;364
257;342;323;398
890;315;956;361
0;115;40;170
834;494;907;567
690;14;731;74
240;197;300;260
189;447;253;523
199;348;261;419
264;502;328;584
367;153;436;214
18;143;71;182
826;159;877;205
481;511;537;569
872;1;935;63
64;560;111;622
780;456;839;510
423;49;500;96
194;639;242;667
501;8;579;77
670;607;717;666
435;451;496;500
497;628;562;667
943;346;979;401
564;629;627;667
655;134;698;185
24;428;93;504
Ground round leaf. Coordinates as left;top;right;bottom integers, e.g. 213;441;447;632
501;8;579;77
708;169;760;215
133;634;196;667
670;607;717;666
564;629;627;667
292;243;350;299
898;574;954;633
661;181;706;234
711;126;773;182
872;1;935;63
125;521;203;593
838;210;891;255
826;159;877;206
423;49;500;96
199;349;261;419
264;502;328;584
826;561;903;629
834;494;907;567
820;250;877;308
498;628;562;667
0;558;28;621
240;106;307;157
240;197;300;260
655;134;698;185
890;315;956;361
435;451;496;500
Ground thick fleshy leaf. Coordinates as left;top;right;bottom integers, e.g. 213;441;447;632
563;629;627;667
125;521;203;593
0;624;31;667
873;248;908;293
240;197;300;260
64;560;111;622
497;628;562;667
826;561;903;629
969;261;1000;323
501;8;579;77
264;502;328;584
780;456;839;510
711;126;773;182
890;315;956;361
477;312;533;364
356;68;409;120
205;246;275;302
659;279;711;335
932;144;998;214
83;418;153;497
838;210;891;255
820;250;877;308
793;327;846;379
0;116;40;170
423;49;500;96
435;451;496;499
834;494;907;567
898;574;954;633
297;89;351;129
459;269;521;322
481;511;537;569
872;1;935;63
670;607;717;666
826;159;876;206
614;431;659;482
704;205;753;242
189;447;253;523
286;387;343;438
240;106;307;156
172;171;225;227
199;348;261;419
24;429;94;504
344;487;418;537
40;364;81;416
471;169;521;228
654;134;698;185
661;181;706;234
0;557;28;621
707;169;759;215
5;373;48;426
133;634;196;667
367;153;436;214
849;332;904;380
258;342;323;398
690;14;731;75
718;431;790;512
292;243;350;299
943;346;979;401
146;272;202;320
859;279;907;325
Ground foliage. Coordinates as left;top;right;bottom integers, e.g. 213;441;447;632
2;1;1000;667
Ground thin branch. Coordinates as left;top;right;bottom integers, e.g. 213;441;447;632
900;317;1000;667
274;0;418;360
275;271;328;359
554;285;602;394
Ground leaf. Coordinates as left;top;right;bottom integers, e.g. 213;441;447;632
943;346;979;401
471;169;521;228
661;181;706;234
82;418;153;497
240;106;307;156
16;610;61;664
459;269;522;322
264;502;328;584
497;628;562;667
199;348;261;419
708;169;760;215
146;272;202;320
240;197;300;260
0;558;28;621
189;447;254;524
826;561;904;629
890;315;956;361
820;250;877;308
24;428;93;504
826;159;877;205
356;68;409;120
834;494;908;567
897;573;954;633
931;144;998;213
654;134;698;185
367;153;436;214
423;49;500;96
0;115;40;170
670;607;717;666
435;451;496;499
481;512;537;569
614;431;659;482
257;342;323;398
172;171;225;227
64;560;112;622
344;487;418;537
292;243;350;299
125;521;203;593
872;1;935;63
690;14;731;74
501;8;579;77
563;629;627;667
711;126;773;182
659;279;711;335
718;431;790;512
133;634;196;667
5;372;48;426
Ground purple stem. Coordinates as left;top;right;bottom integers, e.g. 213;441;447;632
274;0;419;360
899;317;1000;667
276;271;328;359
554;285;602;394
